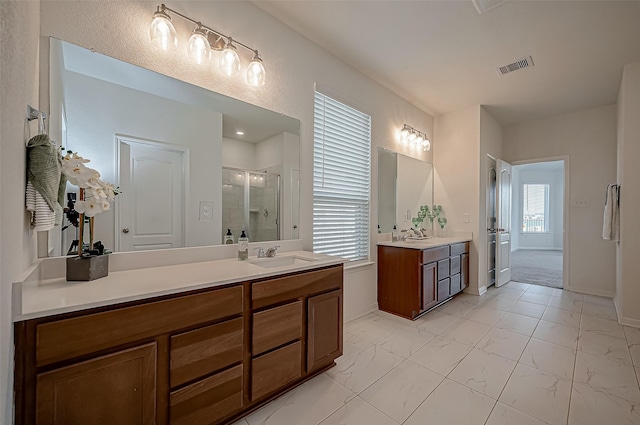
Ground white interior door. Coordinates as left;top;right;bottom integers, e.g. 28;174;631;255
496;159;512;286
118;137;186;251
487;157;497;287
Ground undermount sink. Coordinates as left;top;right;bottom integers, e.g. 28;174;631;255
248;255;314;268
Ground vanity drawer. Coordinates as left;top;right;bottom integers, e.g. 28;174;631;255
251;341;302;401
451;242;469;257
36;285;243;367
170;364;243;425
170;318;243;388
437;278;450;301
422;246;449;264
450;255;461;275
437;259;450;281
253;301;302;356
451;274;462;295
252;266;342;309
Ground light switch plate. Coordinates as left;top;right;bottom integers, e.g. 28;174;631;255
199;201;214;221
573;198;590;208
462;213;470;223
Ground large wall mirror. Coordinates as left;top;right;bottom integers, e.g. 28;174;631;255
47;38;300;257
378;148;433;232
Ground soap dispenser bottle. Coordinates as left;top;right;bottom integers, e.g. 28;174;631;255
224;229;234;244
237;230;249;260
392;225;398;242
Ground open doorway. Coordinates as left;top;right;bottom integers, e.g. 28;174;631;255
510;160;565;288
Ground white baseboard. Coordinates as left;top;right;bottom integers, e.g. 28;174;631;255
344;302;378;324
564;283;614;298
512;247;562;252
614;296;640;328
464;285;486;296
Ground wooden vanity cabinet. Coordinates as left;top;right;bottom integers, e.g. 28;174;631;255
378;242;470;320
15;264;344;425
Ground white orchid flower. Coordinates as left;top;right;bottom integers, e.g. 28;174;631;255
100;199;111;212
61;152;90;168
74;198;104;217
89;185;107;200
75;167;101;189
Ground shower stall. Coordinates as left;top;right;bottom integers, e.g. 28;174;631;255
221;167;281;243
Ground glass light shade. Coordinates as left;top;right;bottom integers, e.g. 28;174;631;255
150;11;177;51
400;128;409;140
423;139;431;151
416;135;424;145
247;55;266;87
188;28;210;65
408;132;417;143
220;42;240;76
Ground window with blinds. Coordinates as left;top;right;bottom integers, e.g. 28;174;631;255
522;183;549;233
313;91;371;261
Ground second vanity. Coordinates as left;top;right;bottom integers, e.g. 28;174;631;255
378;237;471;320
12;249;344;425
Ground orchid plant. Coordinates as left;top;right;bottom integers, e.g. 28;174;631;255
61;150;119;255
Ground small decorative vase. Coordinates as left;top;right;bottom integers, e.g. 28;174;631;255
66;254;109;281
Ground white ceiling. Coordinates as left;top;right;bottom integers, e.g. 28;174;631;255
254;0;640;126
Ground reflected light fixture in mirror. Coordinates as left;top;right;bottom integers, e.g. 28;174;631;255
400;124;430;151
150;4;266;87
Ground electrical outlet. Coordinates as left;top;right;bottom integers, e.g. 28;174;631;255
462;213;470;223
199;201;214;221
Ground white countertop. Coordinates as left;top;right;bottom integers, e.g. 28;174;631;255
377;236;472;250
13;251;346;322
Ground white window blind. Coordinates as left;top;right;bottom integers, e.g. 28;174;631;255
313;91;371;261
522;183;549;233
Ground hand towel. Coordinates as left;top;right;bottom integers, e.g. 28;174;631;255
602;184;620;241
26;181;55;231
26;134;64;225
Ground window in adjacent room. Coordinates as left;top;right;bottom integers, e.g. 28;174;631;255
313;91;371;261
522;183;549;233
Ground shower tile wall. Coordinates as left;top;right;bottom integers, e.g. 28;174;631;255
222;168;246;243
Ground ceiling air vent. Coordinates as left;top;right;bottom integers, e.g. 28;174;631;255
497;56;534;76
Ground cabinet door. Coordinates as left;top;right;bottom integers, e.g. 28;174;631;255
461;253;469;289
422;262;438;311
36;343;156;425
307;290;343;372
437;278;451;301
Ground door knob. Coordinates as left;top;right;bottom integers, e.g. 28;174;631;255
122;228;130;234
497;228;505;232
293;225;298;229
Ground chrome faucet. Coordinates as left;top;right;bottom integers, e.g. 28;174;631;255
266;245;280;257
253;247;266;258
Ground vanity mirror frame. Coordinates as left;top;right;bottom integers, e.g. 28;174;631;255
378;147;434;233
39;37;301;258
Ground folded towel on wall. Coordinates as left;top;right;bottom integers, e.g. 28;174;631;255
26;134;65;226
26;181;55;231
602;184;620;241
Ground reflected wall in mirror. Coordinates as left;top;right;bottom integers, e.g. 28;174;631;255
48;38;300;257
378;148;433;233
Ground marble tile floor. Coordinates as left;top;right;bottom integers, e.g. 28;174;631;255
234;282;640;425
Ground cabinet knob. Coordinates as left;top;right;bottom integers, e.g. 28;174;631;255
122;228;130;234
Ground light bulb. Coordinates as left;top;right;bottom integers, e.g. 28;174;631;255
150;8;177;51
408;132;417;143
220;40;240;76
247;53;266;87
423;139;431;151
400;127;409;140
187;27;210;65
416;135;424;145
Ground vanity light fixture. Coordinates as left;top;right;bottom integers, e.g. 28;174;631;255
150;4;267;87
400;124;431;151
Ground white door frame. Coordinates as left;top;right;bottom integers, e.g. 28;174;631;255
511;156;570;290
115;134;190;252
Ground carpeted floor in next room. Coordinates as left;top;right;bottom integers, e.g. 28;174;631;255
510;249;563;288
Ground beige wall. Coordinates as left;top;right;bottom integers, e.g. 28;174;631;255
0;2;41;423
616;61;640;326
1;2;438;419
434;106;482;293
503;105;617;296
